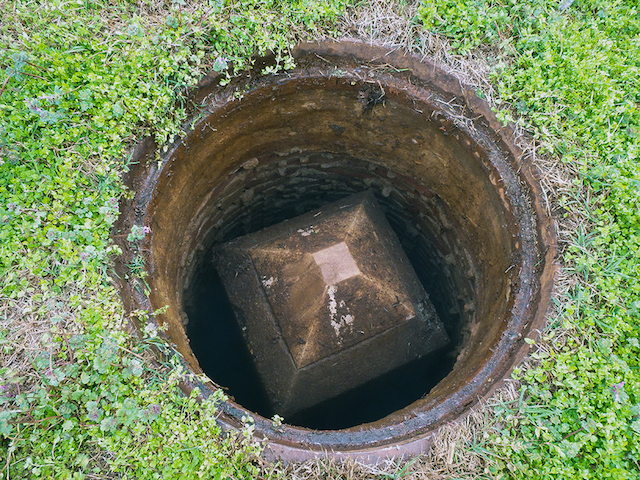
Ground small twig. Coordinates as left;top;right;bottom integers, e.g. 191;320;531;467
56;330;76;363
0;76;9;98
26;61;47;72
314;53;332;64
0;66;46;80
10;414;61;425
560;426;584;441
2;440;12;477
195;4;219;29
21;71;46;80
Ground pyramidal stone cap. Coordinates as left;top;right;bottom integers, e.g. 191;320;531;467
212;190;449;417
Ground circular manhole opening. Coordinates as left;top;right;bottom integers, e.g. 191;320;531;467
114;41;556;461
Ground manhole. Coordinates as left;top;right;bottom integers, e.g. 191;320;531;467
114;41;556;461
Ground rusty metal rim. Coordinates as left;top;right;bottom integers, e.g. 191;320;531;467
113;40;557;461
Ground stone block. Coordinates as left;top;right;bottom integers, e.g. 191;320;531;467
212;190;449;417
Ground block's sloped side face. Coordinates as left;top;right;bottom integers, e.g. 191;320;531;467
211;244;297;411
213;191;449;416
287;315;449;415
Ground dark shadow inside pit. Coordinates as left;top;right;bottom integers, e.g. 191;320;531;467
183;154;470;429
184;265;273;416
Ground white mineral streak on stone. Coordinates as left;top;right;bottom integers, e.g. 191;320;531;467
297;227;314;237
341;314;354;327
327;285;354;337
330;318;341;336
328;285;338;323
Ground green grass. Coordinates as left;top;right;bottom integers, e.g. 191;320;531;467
0;0;349;478
417;0;640;477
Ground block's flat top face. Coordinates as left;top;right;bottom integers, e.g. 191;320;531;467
243;191;419;368
312;242;360;285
